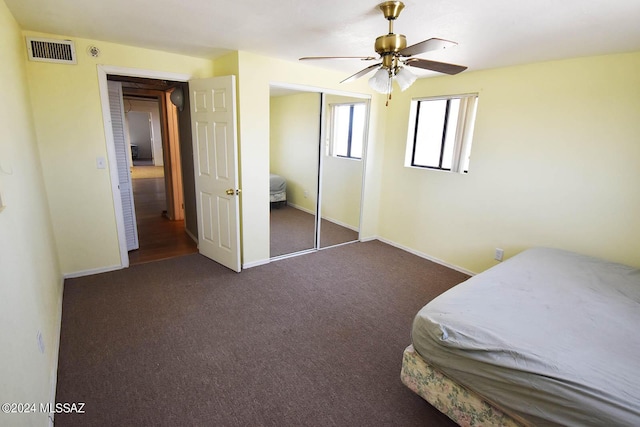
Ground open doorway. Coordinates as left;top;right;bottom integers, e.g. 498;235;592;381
107;75;197;264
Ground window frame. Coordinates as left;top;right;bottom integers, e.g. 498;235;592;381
328;102;366;160
405;93;479;174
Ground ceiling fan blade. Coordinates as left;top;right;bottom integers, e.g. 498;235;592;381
340;63;382;83
299;56;378;61
399;38;457;57
404;58;467;75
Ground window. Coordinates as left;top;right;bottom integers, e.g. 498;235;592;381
405;94;478;173
329;103;366;160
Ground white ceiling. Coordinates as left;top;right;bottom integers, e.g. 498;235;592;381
6;0;640;80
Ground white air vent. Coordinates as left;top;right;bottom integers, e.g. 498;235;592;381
26;37;76;64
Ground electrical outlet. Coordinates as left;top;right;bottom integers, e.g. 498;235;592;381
304;190;308;198
494;248;504;262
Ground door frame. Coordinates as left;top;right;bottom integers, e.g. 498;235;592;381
97;65;190;268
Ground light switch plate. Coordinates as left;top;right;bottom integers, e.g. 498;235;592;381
0;191;5;212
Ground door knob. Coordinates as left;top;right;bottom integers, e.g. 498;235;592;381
225;189;234;195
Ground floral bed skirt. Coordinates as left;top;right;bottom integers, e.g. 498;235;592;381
400;345;529;427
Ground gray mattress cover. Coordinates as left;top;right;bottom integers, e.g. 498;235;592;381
269;173;286;194
412;247;640;426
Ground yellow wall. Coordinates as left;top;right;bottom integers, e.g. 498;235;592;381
234;51;380;266
379;52;640;272
21;33;380;272
17;25;639;278
0;2;62;425
270;92;321;212
24;31;215;274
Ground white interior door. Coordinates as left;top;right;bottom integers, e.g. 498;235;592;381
189;76;241;272
107;80;139;251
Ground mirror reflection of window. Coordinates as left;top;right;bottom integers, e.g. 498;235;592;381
329;103;366;160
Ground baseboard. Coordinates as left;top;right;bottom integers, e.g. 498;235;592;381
48;277;64;427
320;215;359;232
283;204;359;232
286;202;314;215
245;236;474;275
63;264;123;279
373;237;475;276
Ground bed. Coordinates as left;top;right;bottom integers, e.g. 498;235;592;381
401;247;640;426
270;173;287;208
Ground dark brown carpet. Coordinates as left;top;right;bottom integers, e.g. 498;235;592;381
270;205;359;257
56;240;468;426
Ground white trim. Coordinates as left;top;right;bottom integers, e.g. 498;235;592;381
97;65;192;270
315;92;326;250
356;99;371;243
185;228;198;244
327;101;367;160
321;215;359;232
318;240;358;250
269;81;372;100
63;264;123;279
98;65;190;82
374;237;476;276
97;67;129;269
411;92;479;102
405;93;478;174
286;202;315;215
270;248;317;262
242;258;271;269
48;278;65;427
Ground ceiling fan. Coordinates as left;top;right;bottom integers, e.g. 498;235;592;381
299;1;467;104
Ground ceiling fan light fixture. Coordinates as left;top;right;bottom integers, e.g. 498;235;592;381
395;67;416;91
300;1;466;105
369;68;390;93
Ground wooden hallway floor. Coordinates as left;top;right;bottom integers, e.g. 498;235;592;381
128;174;197;265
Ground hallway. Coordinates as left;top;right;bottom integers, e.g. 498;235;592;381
128;168;197;265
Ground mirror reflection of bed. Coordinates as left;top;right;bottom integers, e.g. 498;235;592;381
269;86;367;259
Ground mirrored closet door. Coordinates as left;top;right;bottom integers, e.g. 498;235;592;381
269;88;321;257
269;85;369;259
318;94;367;248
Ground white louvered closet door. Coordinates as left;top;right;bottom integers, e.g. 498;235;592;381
107;81;139;251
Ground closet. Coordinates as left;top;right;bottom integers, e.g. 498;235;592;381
269;85;370;258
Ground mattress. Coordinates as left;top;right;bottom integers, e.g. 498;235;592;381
411;247;640;426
